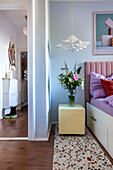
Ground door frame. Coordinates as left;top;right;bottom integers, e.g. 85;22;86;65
0;0;36;141
17;48;27;111
17;48;27;80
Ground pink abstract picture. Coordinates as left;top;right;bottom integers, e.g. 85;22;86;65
93;11;113;55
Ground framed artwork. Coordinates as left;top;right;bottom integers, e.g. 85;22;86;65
93;11;113;55
8;41;16;68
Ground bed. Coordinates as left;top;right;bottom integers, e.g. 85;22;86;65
84;61;113;159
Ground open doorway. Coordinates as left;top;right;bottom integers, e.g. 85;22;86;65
0;10;28;137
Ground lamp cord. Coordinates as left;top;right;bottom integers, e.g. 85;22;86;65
71;0;73;35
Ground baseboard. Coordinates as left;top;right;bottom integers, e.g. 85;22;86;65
0;137;28;141
47;122;58;140
34;124;52;141
34;122;58;141
47;122;52;140
35;138;48;141
52;122;58;124
22;102;28;107
0;122;58;141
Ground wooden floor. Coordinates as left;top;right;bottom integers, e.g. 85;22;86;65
0;125;55;170
0;106;28;137
0;125;112;170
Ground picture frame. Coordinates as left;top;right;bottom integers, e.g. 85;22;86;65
93;11;113;55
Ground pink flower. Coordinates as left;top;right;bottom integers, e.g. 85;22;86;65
73;74;78;81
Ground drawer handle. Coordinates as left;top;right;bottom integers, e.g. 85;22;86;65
91;116;96;121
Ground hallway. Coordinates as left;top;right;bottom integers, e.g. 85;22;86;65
0;106;28;137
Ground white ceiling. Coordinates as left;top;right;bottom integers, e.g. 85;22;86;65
50;0;113;1
2;10;27;33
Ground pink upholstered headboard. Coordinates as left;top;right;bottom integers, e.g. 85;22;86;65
84;61;113;122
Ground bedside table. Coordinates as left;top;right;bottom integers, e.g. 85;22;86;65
59;104;85;135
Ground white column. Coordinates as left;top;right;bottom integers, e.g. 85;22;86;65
27;0;36;140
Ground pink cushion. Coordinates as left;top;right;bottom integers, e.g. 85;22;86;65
105;95;113;103
90;72;107;98
104;95;113;107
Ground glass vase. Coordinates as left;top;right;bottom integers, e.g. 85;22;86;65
68;89;76;106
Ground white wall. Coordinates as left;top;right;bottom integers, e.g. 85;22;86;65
35;0;47;138
0;0;51;140
35;0;51;139
46;0;51;134
0;10;27;119
16;28;27;79
0;11;18;119
50;1;113;122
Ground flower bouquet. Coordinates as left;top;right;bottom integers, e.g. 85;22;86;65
58;61;83;106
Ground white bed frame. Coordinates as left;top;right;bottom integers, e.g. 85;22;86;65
87;103;113;158
85;61;113;159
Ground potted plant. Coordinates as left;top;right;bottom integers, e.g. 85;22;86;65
58;61;83;106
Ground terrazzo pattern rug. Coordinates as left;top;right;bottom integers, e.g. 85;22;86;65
53;125;113;170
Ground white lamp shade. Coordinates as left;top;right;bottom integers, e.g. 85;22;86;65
57;34;90;52
23;26;27;36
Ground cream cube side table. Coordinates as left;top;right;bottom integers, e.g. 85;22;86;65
59;104;85;134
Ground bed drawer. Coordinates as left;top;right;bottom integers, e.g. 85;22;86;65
87;103;107;150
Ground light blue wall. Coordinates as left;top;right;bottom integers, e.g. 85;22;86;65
50;1;113;123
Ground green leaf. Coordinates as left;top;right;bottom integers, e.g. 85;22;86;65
73;62;77;72
58;73;64;76
61;67;67;70
77;66;82;74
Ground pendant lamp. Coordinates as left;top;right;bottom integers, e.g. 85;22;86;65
23;15;27;36
57;0;90;52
